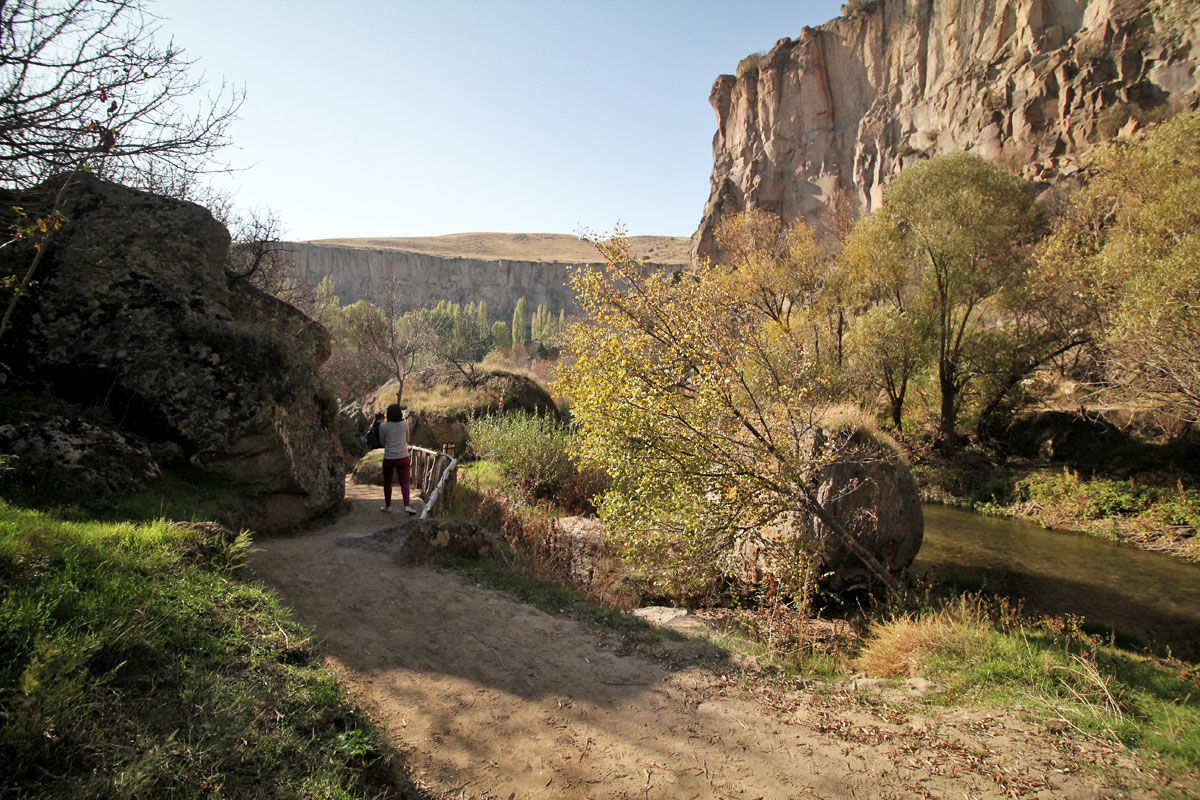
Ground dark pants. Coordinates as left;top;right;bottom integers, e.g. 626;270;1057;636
382;456;411;507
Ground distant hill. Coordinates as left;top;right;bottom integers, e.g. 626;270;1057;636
308;233;691;266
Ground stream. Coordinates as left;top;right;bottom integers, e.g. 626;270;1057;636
913;504;1200;660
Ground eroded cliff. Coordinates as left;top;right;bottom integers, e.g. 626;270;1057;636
693;0;1200;261
290;234;690;322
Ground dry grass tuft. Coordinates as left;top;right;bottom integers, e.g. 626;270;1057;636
855;613;954;677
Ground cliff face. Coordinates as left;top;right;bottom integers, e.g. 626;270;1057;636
693;0;1200;261
290;243;582;323
289;238;688;322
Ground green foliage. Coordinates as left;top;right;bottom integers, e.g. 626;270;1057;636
425;299;493;366
0;502;402;799
490;320;512;349
469;413;601;509
840;152;1046;440
1040;110;1200;422
512;297;529;346
559;229;897;600
1017;469;1200;525
529;303;564;343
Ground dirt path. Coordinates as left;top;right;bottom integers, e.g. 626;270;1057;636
249;480;1156;800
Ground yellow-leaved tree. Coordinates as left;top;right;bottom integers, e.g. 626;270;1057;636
1039;110;1200;423
557;227;899;603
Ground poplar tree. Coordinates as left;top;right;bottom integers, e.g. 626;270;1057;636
512;297;529;346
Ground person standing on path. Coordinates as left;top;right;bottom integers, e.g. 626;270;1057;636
380;403;414;513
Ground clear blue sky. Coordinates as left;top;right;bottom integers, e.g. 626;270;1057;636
154;1;846;241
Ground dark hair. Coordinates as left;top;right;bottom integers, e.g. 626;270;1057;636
386;403;403;422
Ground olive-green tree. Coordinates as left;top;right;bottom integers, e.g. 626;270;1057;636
491;320;512;349
512;297;529;346
841;153;1042;441
558;231;900;601
1039;110;1200;422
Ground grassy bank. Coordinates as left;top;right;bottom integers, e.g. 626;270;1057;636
914;455;1200;562
0;502;409;799
858;596;1200;780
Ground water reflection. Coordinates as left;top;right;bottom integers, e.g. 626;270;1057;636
914;505;1200;659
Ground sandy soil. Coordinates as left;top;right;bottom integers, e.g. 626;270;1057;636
249;480;1160;800
304;232;691;265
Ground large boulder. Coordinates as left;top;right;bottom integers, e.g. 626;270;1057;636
730;428;924;598
0;175;344;526
0;414;161;496
544;430;923;605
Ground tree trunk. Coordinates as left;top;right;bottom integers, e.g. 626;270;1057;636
890;396;904;431
939;364;958;444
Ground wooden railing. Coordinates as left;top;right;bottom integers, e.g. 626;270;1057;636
408;445;458;519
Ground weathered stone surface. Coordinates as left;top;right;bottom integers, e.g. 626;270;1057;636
811;435;924;593
0;413;160;495
694;0;1200;261
727;430;923;597
547;516;651;608
0;174;345;526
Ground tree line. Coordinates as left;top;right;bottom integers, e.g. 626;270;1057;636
301;277;568;404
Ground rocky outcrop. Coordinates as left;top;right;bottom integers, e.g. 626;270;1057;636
694;0;1200;261
0;414;161;496
288;238;689;323
363;369;558;455
0;174;345;527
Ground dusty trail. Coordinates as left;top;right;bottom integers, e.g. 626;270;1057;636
249;480;1153;800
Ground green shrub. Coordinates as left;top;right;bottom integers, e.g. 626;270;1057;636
469;413;604;510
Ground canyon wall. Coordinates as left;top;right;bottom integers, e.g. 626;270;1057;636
693;0;1200;261
288;239;688;322
289;243;580;322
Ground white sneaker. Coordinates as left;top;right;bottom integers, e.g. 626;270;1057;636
404;505;416;514
380;505;393;512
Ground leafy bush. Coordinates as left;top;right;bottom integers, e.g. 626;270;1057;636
1017;469;1195;521
469;413;604;510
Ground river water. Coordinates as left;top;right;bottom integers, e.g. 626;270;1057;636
913;504;1200;660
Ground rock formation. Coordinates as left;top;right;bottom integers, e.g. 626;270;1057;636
0;174;345;527
361;368;558;456
288;235;689;323
693;0;1200;261
0;414;161;496
728;427;923;598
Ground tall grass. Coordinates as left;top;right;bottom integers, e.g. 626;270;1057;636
855;595;1200;775
0;502;406;799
